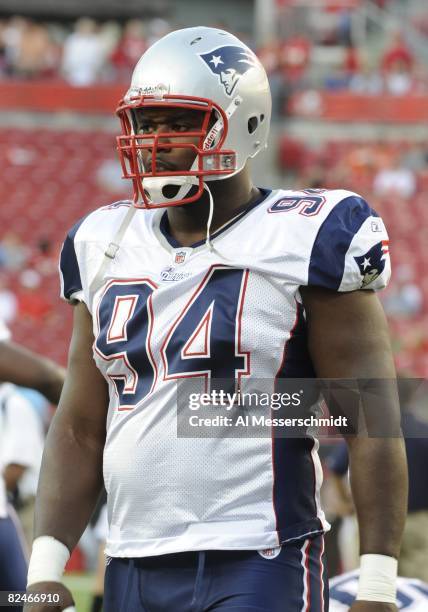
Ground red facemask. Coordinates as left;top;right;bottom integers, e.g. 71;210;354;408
116;94;237;208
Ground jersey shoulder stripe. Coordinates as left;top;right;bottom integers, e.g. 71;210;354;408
308;195;377;290
59;214;87;302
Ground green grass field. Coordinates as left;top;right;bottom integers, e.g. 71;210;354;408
63;573;95;612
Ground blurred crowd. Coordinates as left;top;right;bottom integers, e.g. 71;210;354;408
0;234;60;326
0;13;427;110
278;136;428;376
0;16;171;86
261;28;428;111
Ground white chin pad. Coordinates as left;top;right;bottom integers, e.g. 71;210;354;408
144;176;199;204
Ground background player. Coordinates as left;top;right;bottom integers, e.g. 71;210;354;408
25;27;406;612
0;318;64;612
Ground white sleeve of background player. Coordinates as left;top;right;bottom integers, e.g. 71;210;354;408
59;218;86;304
0;319;11;341
307;194;391;292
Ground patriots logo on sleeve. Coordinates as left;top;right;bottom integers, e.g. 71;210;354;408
199;46;258;96
354;240;389;288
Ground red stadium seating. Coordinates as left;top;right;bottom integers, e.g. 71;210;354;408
0;128;130;365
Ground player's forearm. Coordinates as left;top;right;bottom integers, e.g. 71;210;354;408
34;364;66;405
34;412;104;553
0;341;66;404
348;436;408;559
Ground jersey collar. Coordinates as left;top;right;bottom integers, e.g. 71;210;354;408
158;188;272;250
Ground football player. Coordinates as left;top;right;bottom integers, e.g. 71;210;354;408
25;27;407;612
0;318;64;612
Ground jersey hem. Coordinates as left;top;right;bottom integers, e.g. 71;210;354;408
105;520;328;558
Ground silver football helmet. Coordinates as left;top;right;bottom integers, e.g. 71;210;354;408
116;26;272;208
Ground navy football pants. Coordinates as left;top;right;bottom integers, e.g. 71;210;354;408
104;535;328;611
0;512;28;612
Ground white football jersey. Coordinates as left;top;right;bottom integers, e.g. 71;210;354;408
0;319;11;342
330;571;428;611
59;188;391;558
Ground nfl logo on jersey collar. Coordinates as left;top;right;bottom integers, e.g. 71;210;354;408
173;249;192;265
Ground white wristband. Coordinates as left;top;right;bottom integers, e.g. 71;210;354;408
356;554;398;604
27;536;71;587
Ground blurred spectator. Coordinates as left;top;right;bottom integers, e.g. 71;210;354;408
0;232;29;271
145;18;171;47
12;21;58;79
98;20;122;59
402;142;428;173
381;31;414;74
385;58;414;95
0;276;17;325
336;8;352;46
383;264;423;318
258;37;289;116
30;237;59;278
1;16;27;76
0;20;7;74
110;19;147;82
258;37;280;76
343;42;361;80
348;64;383;95
16;269;52;322
279;34;311;87
61;18;106;86
373;155;417;200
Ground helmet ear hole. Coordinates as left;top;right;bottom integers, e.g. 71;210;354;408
248;116;259;134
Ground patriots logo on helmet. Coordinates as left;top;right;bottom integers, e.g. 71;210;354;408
354;240;389;287
199;46;258;96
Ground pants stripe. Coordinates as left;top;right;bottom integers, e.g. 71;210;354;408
300;539;312;611
319;536;325;612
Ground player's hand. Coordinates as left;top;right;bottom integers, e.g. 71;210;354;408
23;581;75;612
350;601;398;612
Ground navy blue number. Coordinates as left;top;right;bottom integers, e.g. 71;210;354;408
269;195;325;216
95;280;156;409
162;268;249;390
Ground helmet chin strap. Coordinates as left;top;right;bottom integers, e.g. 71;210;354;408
145;176;217;253
204;182;235;263
205;181;215;252
143;176;217;255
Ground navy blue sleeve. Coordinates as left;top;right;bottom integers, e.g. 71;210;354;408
308;196;387;291
59;217;86;302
